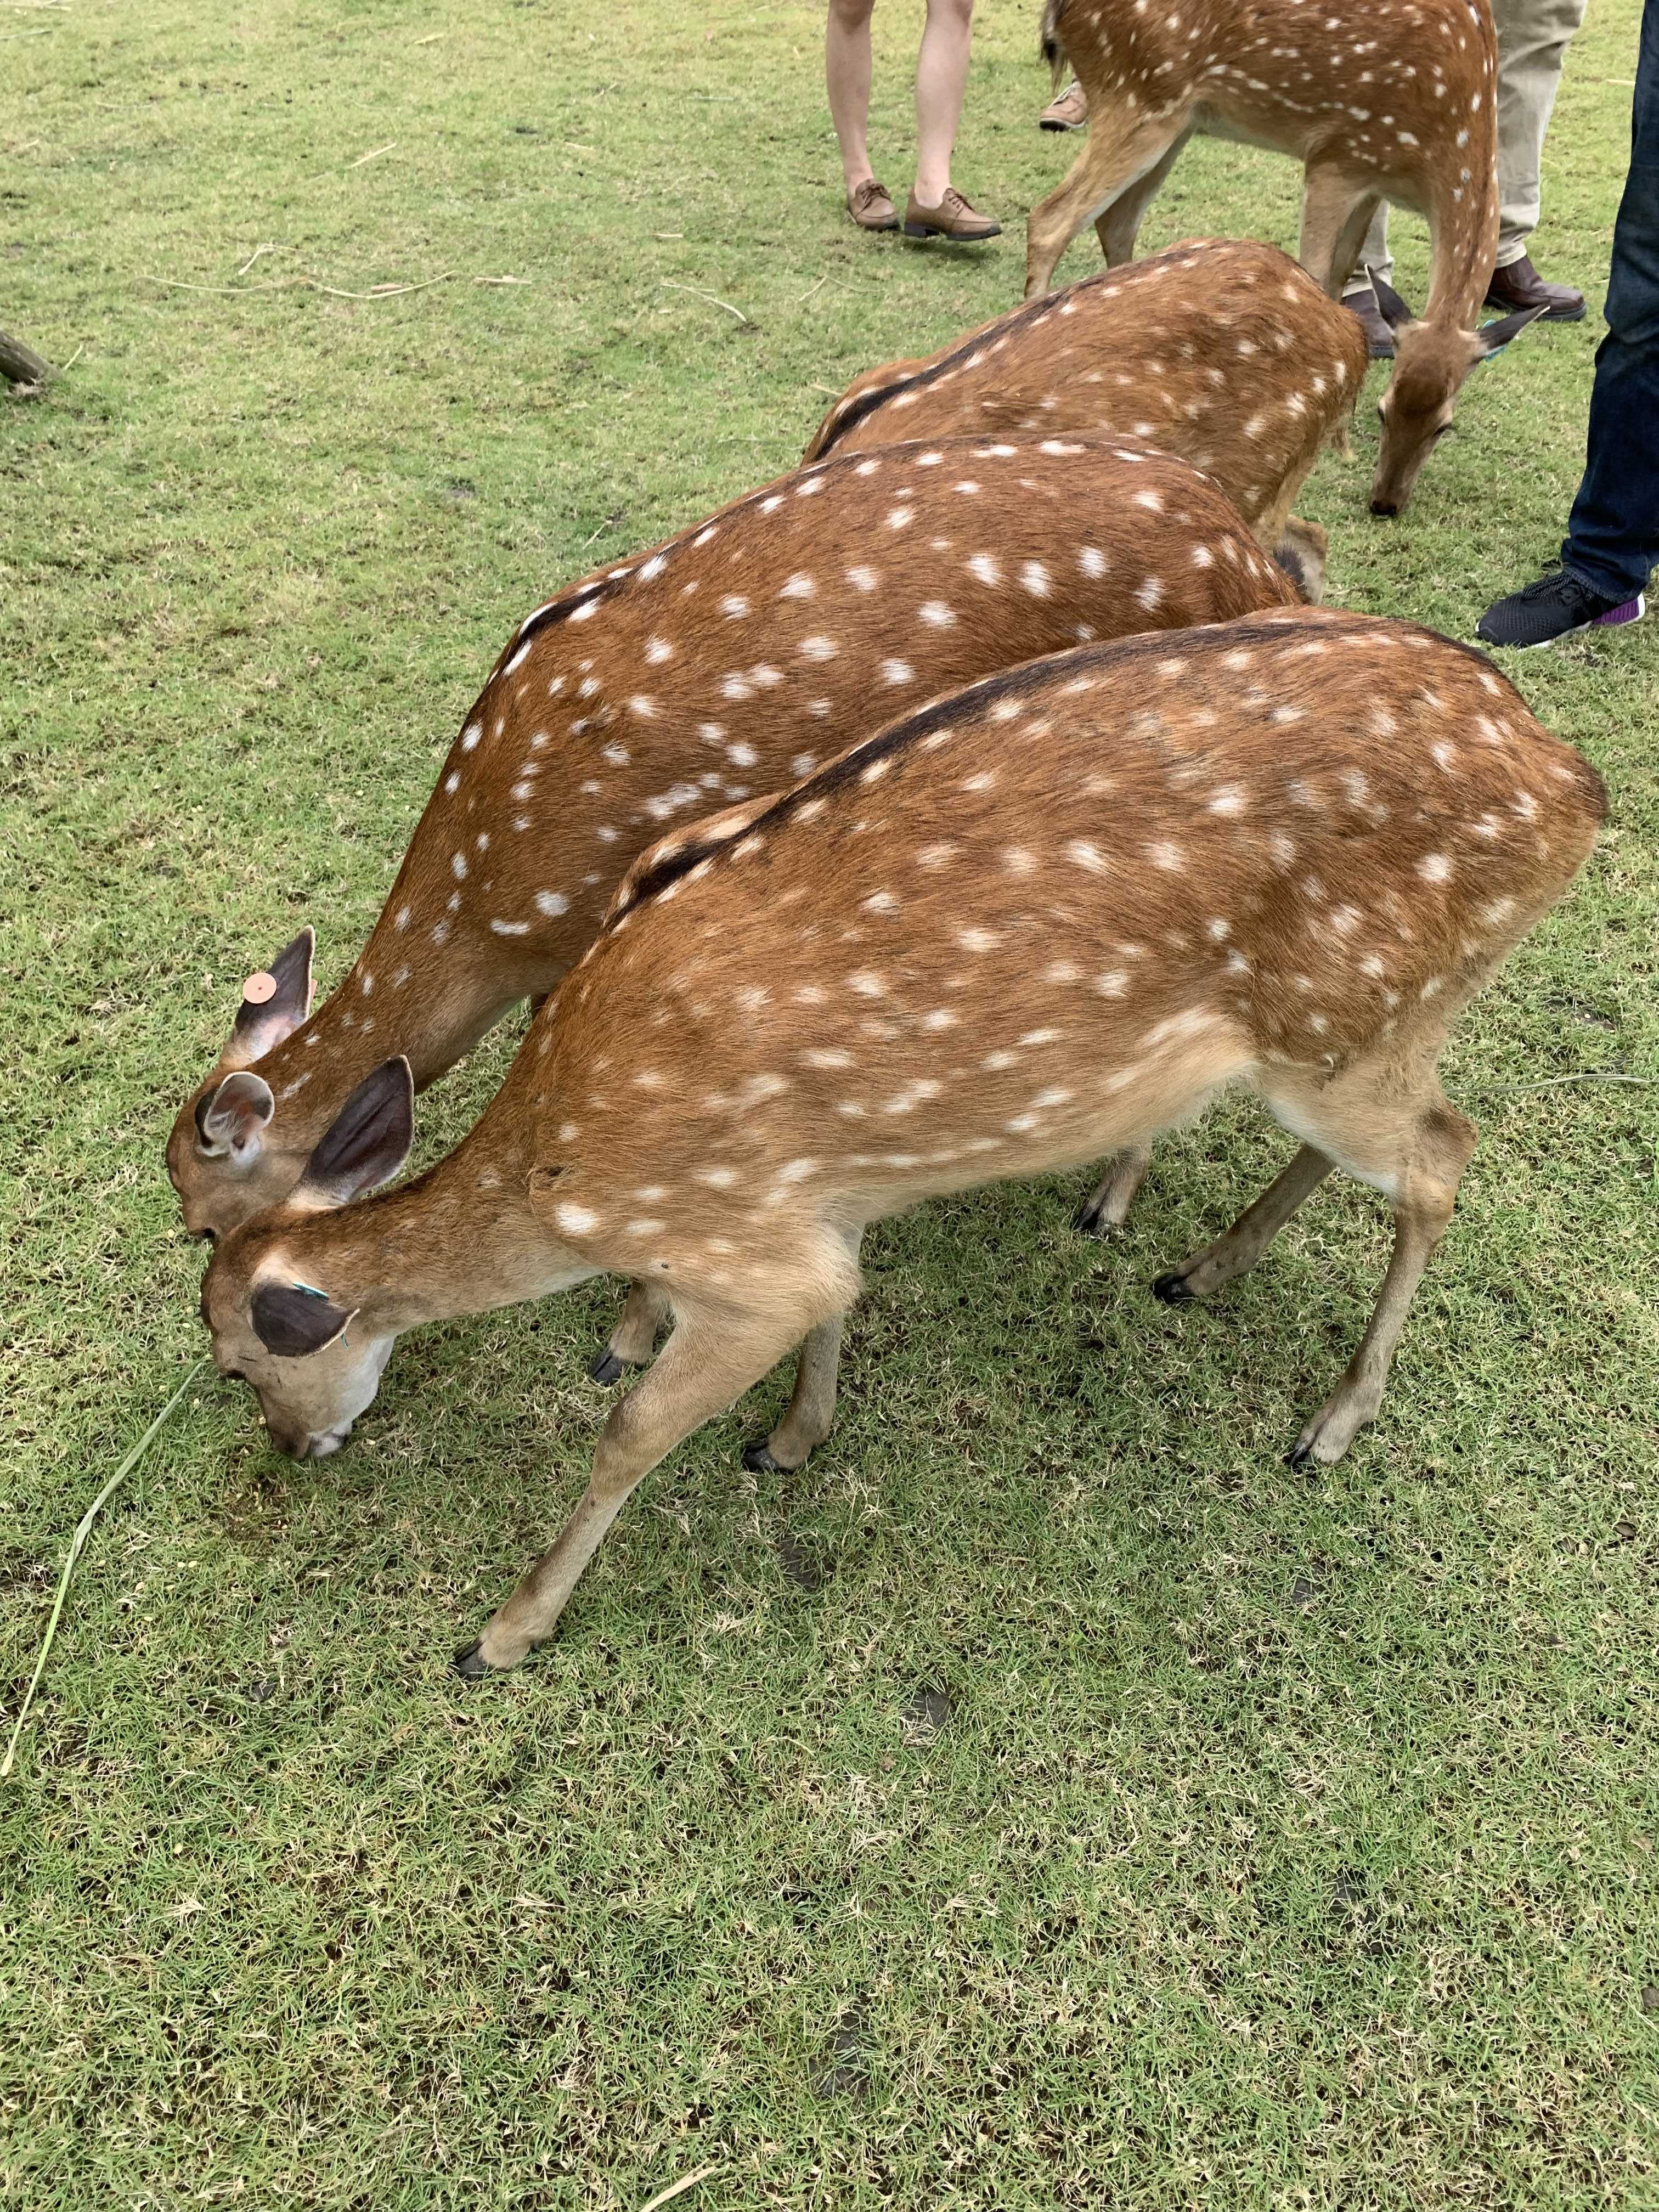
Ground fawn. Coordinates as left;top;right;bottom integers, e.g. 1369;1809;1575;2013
1026;0;1547;513
198;608;1604;1671
168;435;1296;1268
806;235;1368;587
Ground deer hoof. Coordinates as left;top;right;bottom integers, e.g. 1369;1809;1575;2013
1283;1441;1314;1469
743;1440;785;1475
453;1640;493;1680
589;1348;626;1385
1150;1271;1197;1305
1073;1197;1115;1237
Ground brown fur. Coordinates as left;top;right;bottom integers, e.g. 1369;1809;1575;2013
1026;0;1519;512
804;237;1368;551
200;610;1605;1667
165;437;1294;1240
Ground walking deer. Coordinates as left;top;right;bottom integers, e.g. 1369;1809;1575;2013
806;236;1368;583
1026;0;1548;514
198;610;1605;1672
167;435;1295;1259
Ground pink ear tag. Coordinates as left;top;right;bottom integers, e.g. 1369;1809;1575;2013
242;970;278;1006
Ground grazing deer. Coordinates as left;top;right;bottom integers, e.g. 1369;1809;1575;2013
806;235;1368;583
168;435;1296;1268
198;609;1605;1672
1026;0;1548;514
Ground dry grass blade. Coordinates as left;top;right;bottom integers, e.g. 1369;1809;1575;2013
660;279;750;323
635;2167;723;2212
144;270;460;301
2;1359;209;1781
1480;1070;1656;1094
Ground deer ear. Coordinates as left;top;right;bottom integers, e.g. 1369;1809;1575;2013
1367;270;1416;331
225;927;315;1068
197;1069;275;1159
294;1058;414;1206
1474;303;1550;358
251;1280;354;1358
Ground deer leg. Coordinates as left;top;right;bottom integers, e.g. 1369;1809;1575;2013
1150;1145;1334;1303
1328;188;1386;301
590;1278;672;1384
1074;1146;1153;1237
1091;125;1193;264
1299;167;1381;298
743;1312;846;1474
1026;114;1189;297
1257;1064;1479;1466
460;1292;833;1672
1271;516;1329;605
743;1226;863;1472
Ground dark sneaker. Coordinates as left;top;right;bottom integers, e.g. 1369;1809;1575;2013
1485;253;1585;322
1342;284;1397;359
1475;565;1645;648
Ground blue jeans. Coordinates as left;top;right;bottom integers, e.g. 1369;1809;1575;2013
1562;0;1659;601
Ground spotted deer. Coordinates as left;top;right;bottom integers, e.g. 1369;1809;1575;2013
198;608;1605;1672
806;235;1368;588
1027;0;1548;514
167;434;1296;1277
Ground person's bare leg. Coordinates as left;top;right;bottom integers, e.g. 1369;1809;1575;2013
913;0;973;207
827;0;878;194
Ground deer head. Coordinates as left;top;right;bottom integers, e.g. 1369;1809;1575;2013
200;1058;416;1457
1369;276;1547;517
166;929;323;1238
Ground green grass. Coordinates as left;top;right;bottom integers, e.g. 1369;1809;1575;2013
4;0;1658;2203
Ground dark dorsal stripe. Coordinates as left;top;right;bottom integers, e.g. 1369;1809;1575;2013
506;575;623;659
811;289;1075;459
810;243;1212;460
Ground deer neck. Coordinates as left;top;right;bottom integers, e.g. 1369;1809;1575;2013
266;1112;566;1338
1422;165;1500;330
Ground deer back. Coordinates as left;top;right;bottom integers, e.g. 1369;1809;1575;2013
539;610;1604;1243
169;435;1295;1238
804;239;1369;538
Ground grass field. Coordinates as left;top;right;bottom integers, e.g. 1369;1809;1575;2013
4;0;1659;2203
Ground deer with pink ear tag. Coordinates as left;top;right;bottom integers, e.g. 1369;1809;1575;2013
164;436;1299;1250
166;928;316;1235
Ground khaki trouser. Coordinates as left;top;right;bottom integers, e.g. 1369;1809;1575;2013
1343;0;1589;295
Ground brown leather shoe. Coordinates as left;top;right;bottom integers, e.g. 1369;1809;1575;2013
1485;253;1585;321
847;178;899;232
902;187;1001;242
1039;81;1088;131
1342;284;1398;360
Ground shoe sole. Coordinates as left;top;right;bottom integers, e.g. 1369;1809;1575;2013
1482;592;1645;650
902;222;1001;240
1038;117;1086;131
851;218;900;231
1482;299;1587;322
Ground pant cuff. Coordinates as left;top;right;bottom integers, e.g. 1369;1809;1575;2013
1561;549;1651;605
1492;240;1531;272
